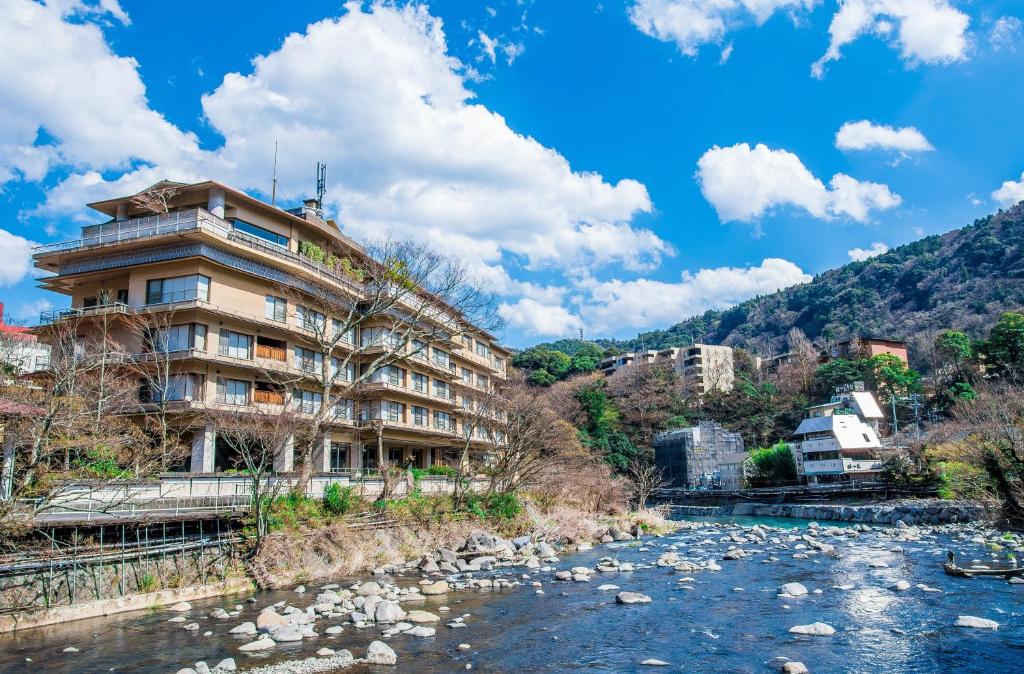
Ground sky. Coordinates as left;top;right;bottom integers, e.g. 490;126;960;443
0;0;1022;347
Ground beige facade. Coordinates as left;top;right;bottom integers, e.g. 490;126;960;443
33;181;509;475
602;344;734;394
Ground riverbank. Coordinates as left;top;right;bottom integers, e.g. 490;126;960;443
670;499;991;525
2;512;1021;673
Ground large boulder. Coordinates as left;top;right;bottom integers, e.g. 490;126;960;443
238;637;275;652
357;581;382;596
421;581;449;596
256;609;288;631
168;602;192;612
789;622;835;636
270;625;304;642
365;640;397;665
955;615;999;630
463;529;508;554
778;583;808;597
228;622;256;635
406;610;440;623
615;591;652;604
374;600;406;624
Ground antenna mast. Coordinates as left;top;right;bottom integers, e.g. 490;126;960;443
271;140;279;206
316;162;327;211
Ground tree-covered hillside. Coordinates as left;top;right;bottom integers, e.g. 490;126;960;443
533;202;1024;355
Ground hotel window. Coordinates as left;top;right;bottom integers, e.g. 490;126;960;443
433;410;453;431
461;367;472;384
361;327;399;348
412;405;428;426
388;448;404;464
331;319;355;344
149;323;206;353
462;335;473;349
411;372;427;393
265;295;287;322
331;398;354;420
146;274;210;304
329;442;350;472
218;329;253;359
433;348;450;368
331;357;355;382
494;357;504;371
296;305;326;332
141;374;198;403
477;374;489;390
382;401;403;422
411;338;428;359
294;346;322;373
232;219;289;247
475;341;490;359
293;389;322;414
216;378;249;405
370;365;403;386
433;379;450;400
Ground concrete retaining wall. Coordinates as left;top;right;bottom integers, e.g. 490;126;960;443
729;500;988;525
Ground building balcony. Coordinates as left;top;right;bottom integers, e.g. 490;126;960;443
361;380;457;408
803;458;883;475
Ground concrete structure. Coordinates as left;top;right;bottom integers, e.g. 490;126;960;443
718;452;750;491
0;303;51;374
601;344;734;394
829;336;908;366
31;180;509;475
654;421;745;489
805;385;885;432
791;413;883;484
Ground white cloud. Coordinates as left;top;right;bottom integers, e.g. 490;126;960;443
0;228;35;287
992;171;1024;207
696;142;901;223
835;120;934;152
499;298;583;338
990;16;1022;51
847;241;889;261
577;258;811;333
628;0;817;56
812;0;971;78
15;298;53;320
478;30;499;63
9;1;667;280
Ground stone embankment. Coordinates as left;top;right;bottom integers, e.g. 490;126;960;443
730;500;989;525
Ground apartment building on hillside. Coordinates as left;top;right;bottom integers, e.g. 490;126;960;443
791;388;888;484
601;343;734;394
31;180;510;475
828;336;909;366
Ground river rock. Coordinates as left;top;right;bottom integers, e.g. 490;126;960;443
640;659;669;666
213;658;236;672
616;591;652;604
357;581;382;596
182;623;200;631
375;600;406;624
598;584;620;591
229;622;256;635
778;583;808;597
421;580;449;595
270;625;304;642
238;636;275;652
407;626;436;637
723;549;746;560
789;622;835;636
955;615;999;630
406;610;441;623
168;602;192;612
325;625;344;635
783;662;809;674
537;542;556;557
210;608;230;619
317;648;335;656
62;647;79;653
890;580;911;591
256;609;288;630
366;640;397;665
554;571;572;581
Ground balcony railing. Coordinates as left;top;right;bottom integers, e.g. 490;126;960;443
39;302;130;325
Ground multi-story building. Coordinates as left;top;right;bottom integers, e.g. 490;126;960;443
0;304;50;374
31;180;509;476
828;336;908;366
791;388;887;484
601;344;734;394
654;420;745;489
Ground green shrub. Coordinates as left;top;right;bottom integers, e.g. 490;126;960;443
935;461;993;500
299;240;326;263
464;492;521;520
139;573;158;593
322;483;354;516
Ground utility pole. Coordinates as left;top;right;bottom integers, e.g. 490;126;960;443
271;141;279;206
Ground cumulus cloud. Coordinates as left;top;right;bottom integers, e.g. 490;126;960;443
628;0;817;56
847;241;889;261
992;171;1024;207
696;142;901;223
990;16;1022;51
498;298;583;338
577;258;811;333
0;228;36;287
7;0;666;281
812;0;971;78
835;120;934;152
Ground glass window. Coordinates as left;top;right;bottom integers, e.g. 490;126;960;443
461;367;472;384
146;274;210;304
329;442;349;472
332;319;355;344
232;219;289;247
218;330;253;359
265;295;287;322
433;410;453;431
477;374;489;390
433;348;450;368
293;389;322;414
494;357;504;371
475;341;490;358
388;448;404;463
142;374;197;403
331;398;354;420
294;346;322;373
384;401;402;421
296;305;326;332
411;372;427;392
331;357;354;382
216;378;249;405
411;339;427;359
433;379;450;399
412;405;428;426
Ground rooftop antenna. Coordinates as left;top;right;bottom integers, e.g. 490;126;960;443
579;328;584;341
316;162;327;211
271;140;279;206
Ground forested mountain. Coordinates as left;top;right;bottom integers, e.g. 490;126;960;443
534;202;1024;356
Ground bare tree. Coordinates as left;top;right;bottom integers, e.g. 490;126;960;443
129;184;182;214
261;237;502;495
626;459;668;509
450;376;503;508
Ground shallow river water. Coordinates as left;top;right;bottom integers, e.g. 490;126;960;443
1;514;1021;673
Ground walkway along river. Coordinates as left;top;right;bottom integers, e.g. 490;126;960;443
0;513;1021;672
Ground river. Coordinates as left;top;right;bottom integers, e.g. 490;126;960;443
1;513;1021;673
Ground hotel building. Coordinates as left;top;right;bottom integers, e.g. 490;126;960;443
32;180;509;475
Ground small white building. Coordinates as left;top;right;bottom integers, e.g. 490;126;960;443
792;415;883;484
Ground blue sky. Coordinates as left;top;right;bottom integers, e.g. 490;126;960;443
1;0;1022;347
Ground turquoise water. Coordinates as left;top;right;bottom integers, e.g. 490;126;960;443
0;515;1020;672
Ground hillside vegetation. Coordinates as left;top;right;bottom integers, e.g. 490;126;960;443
538;202;1024;355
